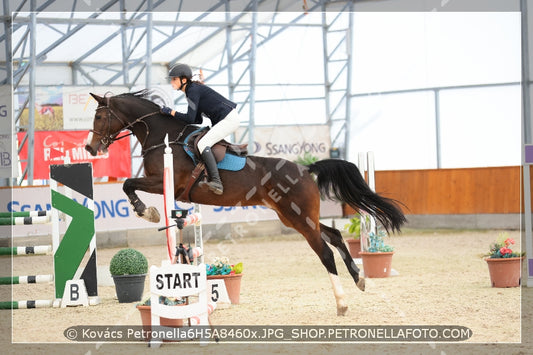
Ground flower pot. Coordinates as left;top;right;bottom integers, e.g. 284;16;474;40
137;305;183;341
207;273;242;304
485;257;523;288
360;251;394;278
112;274;146;303
346;239;361;258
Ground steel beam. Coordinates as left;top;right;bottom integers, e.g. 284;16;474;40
521;0;533;288
5;0;349;184
322;0;352;160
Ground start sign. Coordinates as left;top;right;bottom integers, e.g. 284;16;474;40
155;271;201;290
149;263;207;298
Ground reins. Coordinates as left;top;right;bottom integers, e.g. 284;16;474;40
140;124;193;157
91;94;199;158
92;103;159;151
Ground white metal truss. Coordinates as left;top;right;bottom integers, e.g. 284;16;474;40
3;0;353;185
321;0;352;160
0;0;521;186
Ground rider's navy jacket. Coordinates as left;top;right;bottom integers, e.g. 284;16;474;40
172;82;237;125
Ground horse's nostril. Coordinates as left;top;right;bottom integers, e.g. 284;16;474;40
85;145;96;156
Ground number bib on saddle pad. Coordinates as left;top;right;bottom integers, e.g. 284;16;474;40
183;127;247;172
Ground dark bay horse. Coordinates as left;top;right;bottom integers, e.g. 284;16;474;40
85;90;406;316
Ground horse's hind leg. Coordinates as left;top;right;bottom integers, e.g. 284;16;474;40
122;177;163;223
276;212;351;316
320;223;365;292
308;230;350;316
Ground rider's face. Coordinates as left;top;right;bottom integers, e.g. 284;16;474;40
171;77;187;91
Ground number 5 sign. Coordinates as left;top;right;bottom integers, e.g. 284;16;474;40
207;279;230;304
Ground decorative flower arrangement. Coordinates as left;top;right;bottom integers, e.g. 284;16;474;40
365;230;394;252
206;257;243;276
139;296;186;307
486;233;525;259
344;215;361;240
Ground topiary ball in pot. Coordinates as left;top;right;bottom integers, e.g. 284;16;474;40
109;248;148;303
110;248;148;276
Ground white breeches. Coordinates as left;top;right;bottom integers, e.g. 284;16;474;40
197;109;240;153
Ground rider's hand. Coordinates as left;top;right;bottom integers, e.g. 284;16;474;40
160;106;173;115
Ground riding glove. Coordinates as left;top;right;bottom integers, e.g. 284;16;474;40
160;106;172;115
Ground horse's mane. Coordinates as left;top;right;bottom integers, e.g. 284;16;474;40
114;89;161;110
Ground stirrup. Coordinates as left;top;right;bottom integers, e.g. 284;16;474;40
199;179;223;195
208;181;223;195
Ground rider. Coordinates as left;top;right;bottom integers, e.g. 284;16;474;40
160;63;239;195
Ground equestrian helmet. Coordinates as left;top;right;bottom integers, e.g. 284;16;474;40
168;63;193;79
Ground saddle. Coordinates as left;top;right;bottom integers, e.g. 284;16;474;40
178;127;248;202
188;127;248;163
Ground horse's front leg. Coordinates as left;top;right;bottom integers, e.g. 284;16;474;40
122;176;163;223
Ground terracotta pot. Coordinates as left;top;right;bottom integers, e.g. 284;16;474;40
346;238;361;258
137;304;184;341
207;273;243;304
360;251;394;278
485;257;523;288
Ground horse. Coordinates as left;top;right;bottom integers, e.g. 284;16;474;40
85;90;406;316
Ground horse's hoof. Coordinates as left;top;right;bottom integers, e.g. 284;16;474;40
337;305;348;316
142;207;160;223
357;278;365;292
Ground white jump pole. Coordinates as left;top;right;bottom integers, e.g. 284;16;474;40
367;152;377;234
193;203;204;264
358;152;377;252
163;134;177;263
162;134;203;264
524;145;533;287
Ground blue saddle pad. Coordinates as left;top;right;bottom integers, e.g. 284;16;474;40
183;129;246;172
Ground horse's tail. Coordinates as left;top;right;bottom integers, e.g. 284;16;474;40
308;159;406;234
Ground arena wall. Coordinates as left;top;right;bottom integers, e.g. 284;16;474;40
343;165;525;230
2;165;525;249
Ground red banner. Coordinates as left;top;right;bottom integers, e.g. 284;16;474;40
17;130;131;180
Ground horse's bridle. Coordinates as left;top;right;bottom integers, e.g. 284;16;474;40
90;102;159;151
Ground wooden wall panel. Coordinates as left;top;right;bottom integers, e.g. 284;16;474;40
343;166;524;216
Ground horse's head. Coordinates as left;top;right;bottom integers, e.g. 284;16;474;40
85;90;179;157
85;93;127;156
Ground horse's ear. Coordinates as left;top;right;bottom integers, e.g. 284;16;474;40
90;93;106;106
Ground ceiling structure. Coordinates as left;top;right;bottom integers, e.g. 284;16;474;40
1;0;359;185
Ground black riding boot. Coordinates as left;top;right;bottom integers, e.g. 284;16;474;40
200;147;223;195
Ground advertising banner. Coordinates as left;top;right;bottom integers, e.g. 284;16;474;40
4;182;342;237
17;130;131;180
16;86;64;131
62;86;129;130
236;125;331;161
0;85;15;178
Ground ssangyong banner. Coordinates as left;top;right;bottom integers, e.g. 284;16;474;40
236;125;331;161
17;130;131;180
4;183;342;237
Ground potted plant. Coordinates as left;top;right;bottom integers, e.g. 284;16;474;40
137;296;186;340
359;229;394;278
484;233;525;288
206;257;243;304
294;152;319;166
109;248;148;303
344;214;362;258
